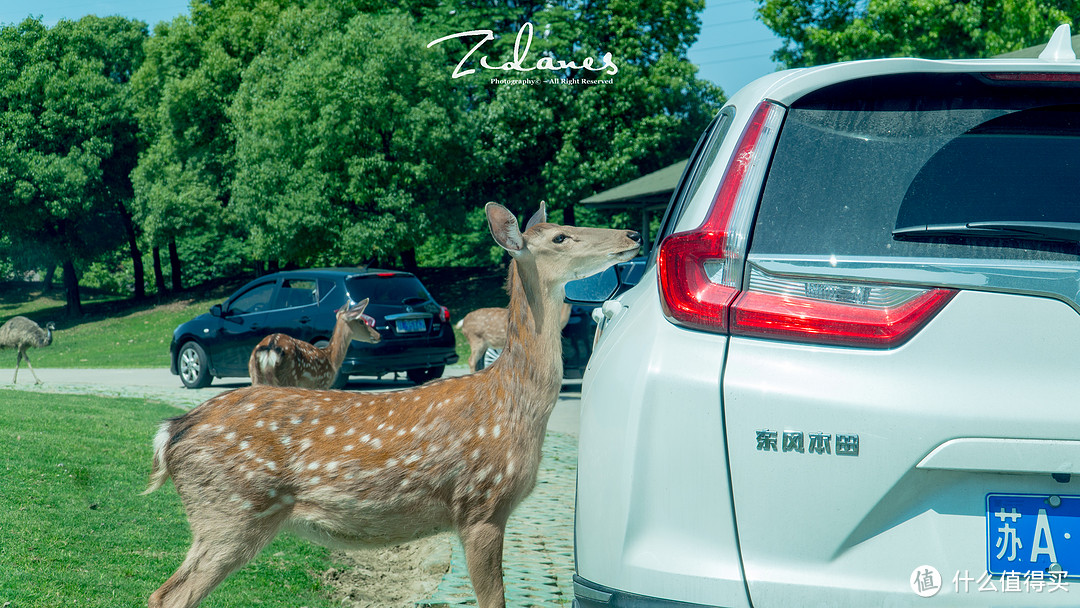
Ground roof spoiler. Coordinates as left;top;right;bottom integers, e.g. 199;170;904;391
1039;23;1076;62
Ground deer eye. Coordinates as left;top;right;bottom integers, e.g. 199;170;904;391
552;234;568;244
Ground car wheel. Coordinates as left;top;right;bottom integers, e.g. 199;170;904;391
178;341;212;389
476;348;503;371
407;366;444;385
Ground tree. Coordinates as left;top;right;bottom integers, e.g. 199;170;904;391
0;16;147;314
757;0;1080;68
229;8;470;268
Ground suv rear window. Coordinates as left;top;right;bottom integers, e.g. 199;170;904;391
749;73;1080;261
346;275;432;305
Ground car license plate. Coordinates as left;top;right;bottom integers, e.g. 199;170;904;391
395;318;426;333
987;493;1080;577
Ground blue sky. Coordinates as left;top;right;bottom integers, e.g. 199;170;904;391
0;0;782;96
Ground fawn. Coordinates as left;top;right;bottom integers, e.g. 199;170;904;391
248;299;380;389
144;202;642;608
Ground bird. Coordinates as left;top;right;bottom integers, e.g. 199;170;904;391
0;316;56;384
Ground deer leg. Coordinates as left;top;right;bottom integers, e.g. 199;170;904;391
151;512;286;608
460;519;508;608
467;338;487;373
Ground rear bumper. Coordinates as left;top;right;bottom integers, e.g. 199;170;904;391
340;345;458;376
573;576;728;608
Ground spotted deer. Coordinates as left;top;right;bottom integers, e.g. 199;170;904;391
457;307;508;373
457;303;571;373
248;299;380;389
143;202;642;608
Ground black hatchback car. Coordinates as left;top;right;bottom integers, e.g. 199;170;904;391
170;268;458;388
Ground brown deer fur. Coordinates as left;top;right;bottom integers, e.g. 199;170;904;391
248;299;380;389
144;202;641;608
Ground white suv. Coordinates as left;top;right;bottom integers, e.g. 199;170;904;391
574;25;1080;607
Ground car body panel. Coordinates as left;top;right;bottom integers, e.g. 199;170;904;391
575;39;1080;608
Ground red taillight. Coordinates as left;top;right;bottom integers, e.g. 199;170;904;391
658;99;956;347
731;287;956;348
984;72;1080;82
658;100;785;332
439;306;451;323
361;313;376;327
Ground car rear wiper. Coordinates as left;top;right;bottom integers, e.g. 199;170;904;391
893;221;1080;243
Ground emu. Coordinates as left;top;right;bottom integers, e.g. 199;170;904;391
0;316;56;384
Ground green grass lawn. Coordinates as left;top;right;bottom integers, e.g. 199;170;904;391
0;390;337;607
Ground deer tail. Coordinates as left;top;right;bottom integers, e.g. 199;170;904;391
143;421;174;495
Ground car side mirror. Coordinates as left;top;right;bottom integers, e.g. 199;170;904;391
565;257;646;306
565;267;619;305
210;304;223;318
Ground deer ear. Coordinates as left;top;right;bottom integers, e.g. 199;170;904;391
486;202;525;254
349;298;370;316
524;201;547;230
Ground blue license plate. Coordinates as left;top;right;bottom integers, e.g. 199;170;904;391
987;493;1080;577
395;318;426;333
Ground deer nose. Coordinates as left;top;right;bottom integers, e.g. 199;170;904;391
627;231;643;244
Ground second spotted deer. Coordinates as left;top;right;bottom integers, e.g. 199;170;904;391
247;299;380;390
144;202;641;608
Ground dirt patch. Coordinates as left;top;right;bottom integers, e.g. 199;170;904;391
324;533;455;608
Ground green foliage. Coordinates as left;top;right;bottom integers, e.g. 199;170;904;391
0;16;148;311
0;390;336;607
230;8;469;266
758;0;1080;67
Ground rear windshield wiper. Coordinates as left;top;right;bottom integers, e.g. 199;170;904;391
893;221;1080;243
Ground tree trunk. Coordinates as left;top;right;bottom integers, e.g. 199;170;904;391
168;238;182;292
43;266;56;292
118;202;145;299
153;246;167;295
62;258;82;317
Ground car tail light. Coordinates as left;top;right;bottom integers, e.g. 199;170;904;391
361;314;376;327
984;72;1080;82
658;100;785;332
658;100;956;347
730;268;956;348
439;306;451;323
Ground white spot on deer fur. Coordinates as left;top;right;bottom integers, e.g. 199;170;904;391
345;428;355;436
477;426;486;438
268;489;278;498
471;449;481;460
309;476;321;484
245;471;255;480
311;418;320;425
255;420;265;428
360;434;371;443
225;432;236;441
325;461;339;472
371;438;383;449
269;422;279;432
281;436;292;446
477;466;491;482
265;461;278;471
325;426;336;435
307;462;320;471
290;416;302;425
493;473;504;484
404;454;420;465
239;440;250;450
323;397;332;402
343;445;354;452
493;424;501;438
506;459;515;475
301;439;312;451
387;410;394;417
397;429;405;437
386;458;399;467
377;423;385;430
